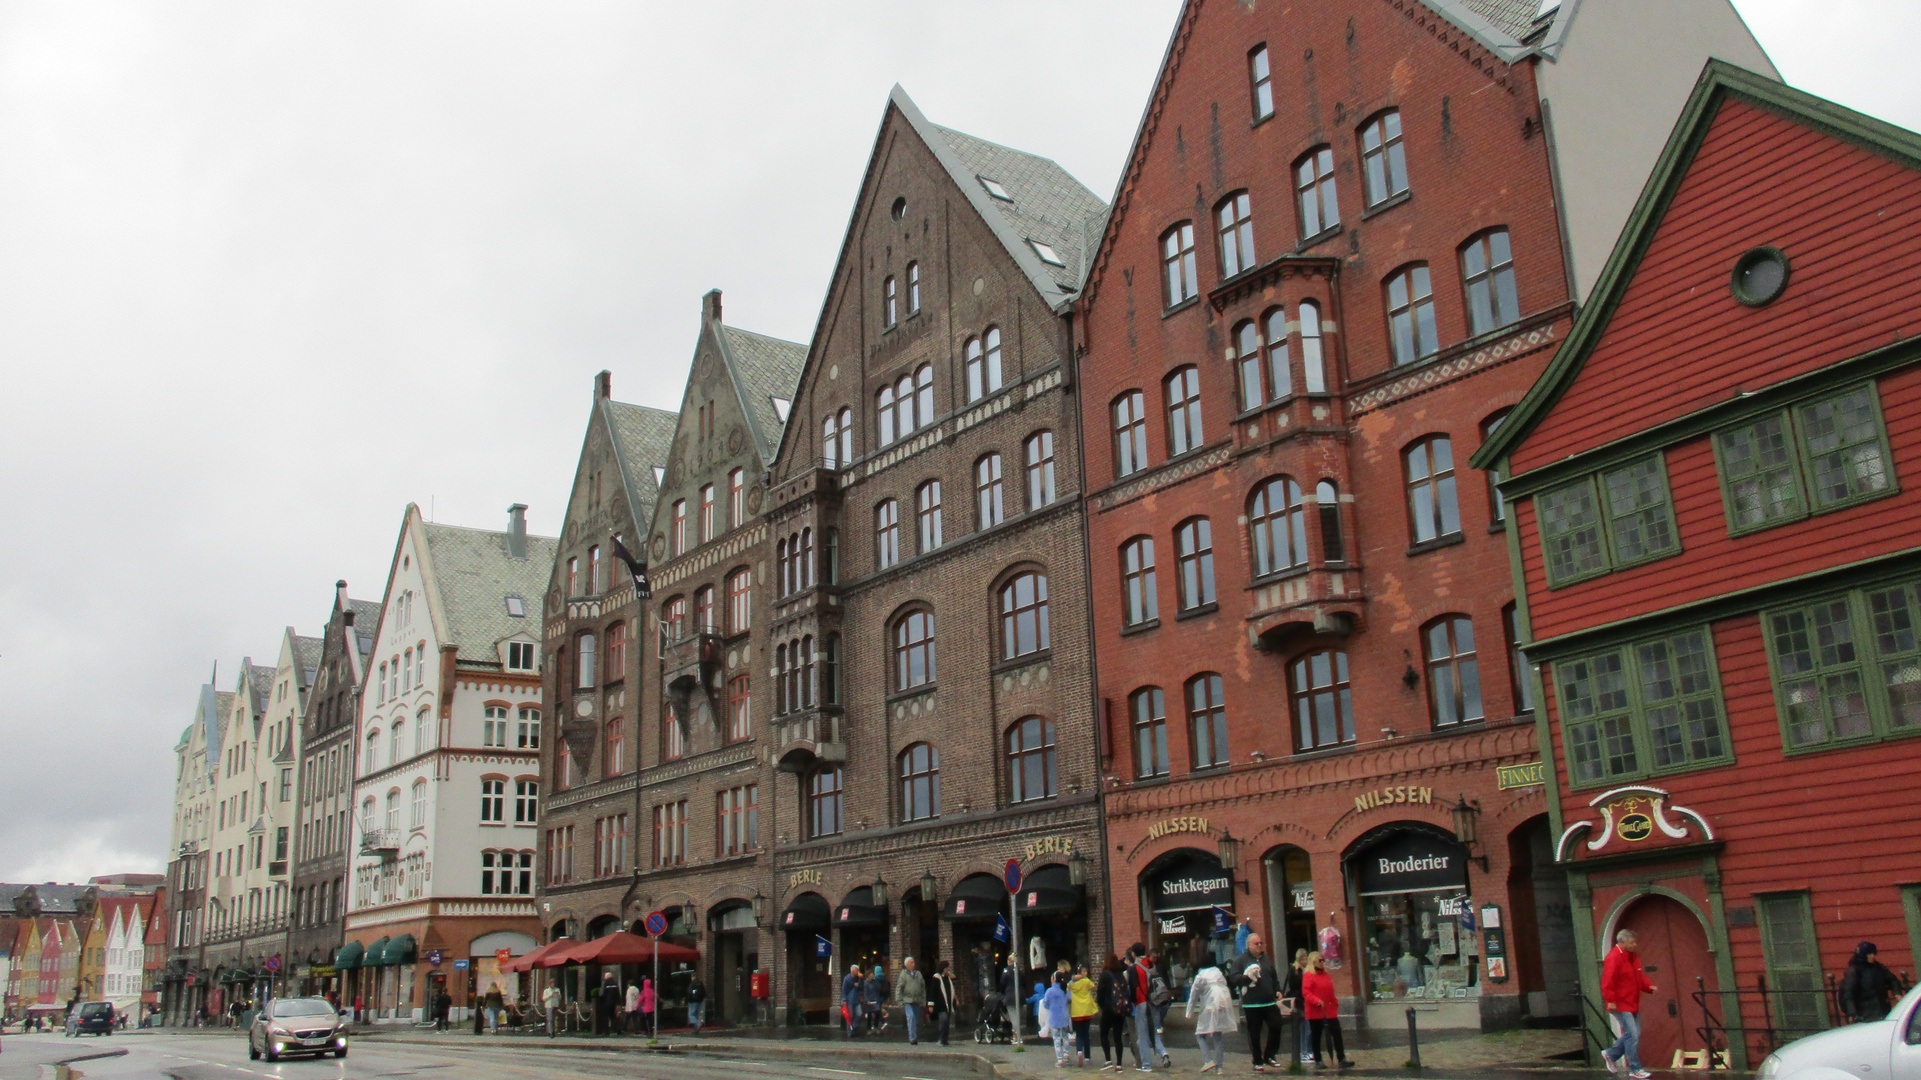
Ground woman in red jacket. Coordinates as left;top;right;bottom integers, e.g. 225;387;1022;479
1301;952;1354;1070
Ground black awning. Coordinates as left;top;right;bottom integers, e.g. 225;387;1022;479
781;892;830;933
834;903;886;928
1012;864;1082;916
942;873;1008;921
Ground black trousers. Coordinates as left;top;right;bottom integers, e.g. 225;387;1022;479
1099;1011;1129;1062
1245;1004;1282;1065
1311;1017;1346;1062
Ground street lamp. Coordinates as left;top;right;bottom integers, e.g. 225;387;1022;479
872;877;888;909
751;890;767;927
1066;850;1088;889
1452;796;1489;871
1218;830;1249;894
919;870;937;906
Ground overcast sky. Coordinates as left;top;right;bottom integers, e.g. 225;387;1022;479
0;0;1913;885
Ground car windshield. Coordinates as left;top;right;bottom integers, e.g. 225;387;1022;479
270;999;335;1018
78;1004;111;1016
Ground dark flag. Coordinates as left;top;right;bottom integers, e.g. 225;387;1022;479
611;536;651;599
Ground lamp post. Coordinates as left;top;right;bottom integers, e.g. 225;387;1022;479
919;870;937;906
1067;850;1087;889
1218;829;1248;893
1452;796;1489;872
872;877;888;910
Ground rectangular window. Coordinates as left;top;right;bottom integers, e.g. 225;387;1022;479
917;481;943;552
605;718;624;775
876;499;901;568
1716;384;1894;534
588;545;601;594
1248;46;1273;120
728;468;745;528
1757;892;1829;1036
671;501;687;555
727;675;752;742
1163;224;1198;307
653;800;688;867
514;780;538;824
699;485;715;542
717;785;758;856
1538;454;1680;586
606;622;626;681
1766;580;1921;752
1554;626;1728;786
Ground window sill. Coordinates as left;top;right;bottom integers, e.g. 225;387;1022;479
1120;618;1161;638
1405;534;1466;558
1488;521;1507;534
1248;566;1313;589
887;684;938;706
1296;225;1343;251
1361;190;1412;220
1189;764;1231;778
1290;742;1358;761
1176;602;1220;622
1250;112;1275;131
1162;296;1202;320
993;649;1053;675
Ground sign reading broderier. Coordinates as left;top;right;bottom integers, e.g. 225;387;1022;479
1355;831;1470;894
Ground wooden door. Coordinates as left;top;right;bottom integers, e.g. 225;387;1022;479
1617;896;1716;1068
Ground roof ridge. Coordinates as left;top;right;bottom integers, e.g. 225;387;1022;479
420;519;557;542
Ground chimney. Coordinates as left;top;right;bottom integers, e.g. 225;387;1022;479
595;370;612;400
704;288;723;324
507;503;528;559
339;580;356;626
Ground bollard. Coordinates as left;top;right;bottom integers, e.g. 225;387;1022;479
1290;1009;1304;1073
1406;1006;1423;1069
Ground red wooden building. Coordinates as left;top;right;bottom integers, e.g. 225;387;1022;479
1476;62;1921;1069
1072;0;1772;1035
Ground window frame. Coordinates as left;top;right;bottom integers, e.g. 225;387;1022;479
1385;263;1439;366
1295;147;1339;240
1113;390;1149;477
1423;615;1486;729
1712;382;1897;538
976;453;1005;529
1762;579;1921;756
726;567;753;635
1460;228;1520;337
906;261;921;316
883;274;898;329
1164;366;1204;457
1538;453;1682;588
898;742;940;823
1290;648;1356;752
1175;517;1216;611
1000;570;1052;660
1405;435;1463;548
894;608;936;692
1131;686;1169;780
1359;109;1409;207
1216;191;1256;278
875;498;901;570
1025;430;1056;510
1552;624;1732;789
1120;536;1159;628
1162;222;1199;308
1249;476;1308;579
1006;716;1058;803
1186;672;1229;771
1248;45;1273;121
726;674;752;742
1756;891;1829;1034
807;766;843;839
916;480;943;553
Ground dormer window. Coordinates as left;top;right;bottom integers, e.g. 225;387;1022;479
1028;240;1065;267
507;642;537;672
979;176;1013;201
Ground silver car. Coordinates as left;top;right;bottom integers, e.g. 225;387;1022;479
248;997;348;1062
1758;984;1921;1080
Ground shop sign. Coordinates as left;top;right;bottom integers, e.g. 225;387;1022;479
1023;835;1076;862
1559;786;1711;859
1290;883;1315;912
1351;784;1433;815
1146;816;1209;841
787;869;823;890
1355;831;1469;895
426;950;443;967
1158;915;1187;935
1496;761;1545;789
1152;865;1234;912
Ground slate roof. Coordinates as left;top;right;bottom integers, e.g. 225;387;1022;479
291;635;324;686
929;120;1110;298
605;400;679;526
242;659;275;715
348;598;381;660
1452;0;1545;40
0;883;95;915
420;520;558;664
718;326;807;465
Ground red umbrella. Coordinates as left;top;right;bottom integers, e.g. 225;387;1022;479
504;937;575;972
555;932;699;966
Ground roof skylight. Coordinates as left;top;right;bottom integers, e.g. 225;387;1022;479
771;396;793;422
652;465;666;486
1028;239;1066;267
505;596;525;617
978;176;1013;201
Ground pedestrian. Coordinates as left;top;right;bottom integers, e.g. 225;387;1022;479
1285;949;1312;1064
865;962;891;1035
1127;946;1163;1071
432;988;450;1032
638;978;656;1039
1600;929;1655;1079
929;959;957;1047
1144;954;1174;1067
1841;942;1900;1023
624;982;641;1035
484;984;504;1032
472;994;485;1036
597;973;619;1036
686;975;708;1035
895;957;927;1046
1302;951;1353;1070
1230;932;1283;1072
1096;953;1133;1071
1184;958;1236;1073
1069;964;1098;1067
841;965;864;1037
1002;959;1025;1046
541;981;561;1038
1044;972;1074;1067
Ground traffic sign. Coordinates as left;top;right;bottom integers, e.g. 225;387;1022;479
264;955;282;973
1003;859;1022;893
644;911;669;937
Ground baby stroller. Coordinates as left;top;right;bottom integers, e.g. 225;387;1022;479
973;992;1013;1044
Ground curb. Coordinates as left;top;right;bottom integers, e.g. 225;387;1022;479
363;1031;1015;1077
37;1048;130;1080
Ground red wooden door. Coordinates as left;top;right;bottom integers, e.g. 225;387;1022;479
1617;896;1716;1068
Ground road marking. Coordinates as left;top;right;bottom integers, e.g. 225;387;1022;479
804;1070;866;1076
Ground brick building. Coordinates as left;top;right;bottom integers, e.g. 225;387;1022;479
1475;64;1921;1068
1073;0;1771;1033
619;291;803;1027
759;87;1108;1025
161;683;225;1023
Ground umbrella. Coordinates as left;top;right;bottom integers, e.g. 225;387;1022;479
555;931;700;966
504;937;576;973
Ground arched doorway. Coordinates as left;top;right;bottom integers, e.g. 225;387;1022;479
1506;816;1579;1021
781;892;831;1025
836;887;888;976
1015;864;1092;972
1345;822;1478;1029
1613;894;1716;1069
901;886;940;973
1260;846;1318;971
1140;849;1237;978
585;914;621;940
944;873;1009;1003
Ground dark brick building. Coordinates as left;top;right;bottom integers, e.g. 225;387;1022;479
760;87;1109;1025
1072;0;1771;1033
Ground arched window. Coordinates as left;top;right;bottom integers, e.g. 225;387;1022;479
964;337;984;402
1163;222;1198;307
727;567;752;634
480;778;505;823
1290;649;1354;751
1131;687;1168;779
1113;390;1149;476
916;364;934;427
976;453;1005;529
1216;191;1256;277
1317;480;1345;563
875;499;901;569
777;536;791;596
605;717;625;774
402;647;412;691
575;632;596;688
1263;307;1292;400
415;706;432;756
900;743;940;822
1461;229;1519;335
1299;301;1327;393
1000;572;1050;659
878;383;897;446
1232;320;1263;411
1176;518;1216;609
1295;146;1339;238
1386;264;1439;365
775;642;791;715
1424;616;1484;728
410;780;427;829
823;412;840;469
966;328;1005;402
694;585;715;632
1025;431;1055;509
916;480;943;552
1187;672;1228;769
1006;717;1057;803
895;609;935;690
808;766;843;838
1249;477;1307;577
365;730;381;774
1360;109;1409;206
906;261;921;316
1405;435;1461;544
1164;366;1203;455
390;719;406;764
883;274;898;329
1121;536;1158;626
360;797;374;835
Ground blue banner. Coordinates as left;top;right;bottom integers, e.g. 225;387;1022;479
815;934;832;958
993;914;1010;944
1210;907;1232;934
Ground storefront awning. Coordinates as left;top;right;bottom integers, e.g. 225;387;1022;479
780;893;830;933
942;874;1006;921
378;933;417;966
333;941;363;970
834;903;886;928
504;938;575;973
1013;865;1081;916
362;936;391;967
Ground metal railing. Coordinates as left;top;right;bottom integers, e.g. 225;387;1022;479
1690;970;1914;1068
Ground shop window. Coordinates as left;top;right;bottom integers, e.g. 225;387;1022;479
1353;829;1475;1004
1423;616;1484;728
900;743;940;822
1537;453;1679;586
1554;625;1728;786
1715;383;1893;534
1290;649;1354;751
1131;687;1169;780
1187;673;1228;770
1006;716;1057;803
1249;477;1307;578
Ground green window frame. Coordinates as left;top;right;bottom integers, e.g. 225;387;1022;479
1901;885;1921;974
1553;625;1730;788
1714;382;1895;536
1756;892;1829;1036
1538;453;1680;588
1764;578;1921;753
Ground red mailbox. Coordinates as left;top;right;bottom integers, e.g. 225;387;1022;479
750;971;769;999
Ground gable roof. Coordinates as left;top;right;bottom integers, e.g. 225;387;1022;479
418;517;558;664
605;400;678;524
291;634;324;685
240;659;274;717
1472;60;1921;475
717;325;807;465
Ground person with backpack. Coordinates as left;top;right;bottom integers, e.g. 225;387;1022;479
1144;954;1175;1067
1125;946;1163;1071
1095;954;1136;1071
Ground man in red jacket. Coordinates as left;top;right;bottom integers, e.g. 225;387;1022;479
1601;929;1656;1079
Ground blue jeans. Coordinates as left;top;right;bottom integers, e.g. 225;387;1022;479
1196;1031;1226;1068
1605;1010;1642;1072
904;1003;919;1043
1134;1002;1158;1067
688;1001;704;1031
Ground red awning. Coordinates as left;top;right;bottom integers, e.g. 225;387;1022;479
503;937;576;972
554;931;699;966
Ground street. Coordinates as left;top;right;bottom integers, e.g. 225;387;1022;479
0;1032;990;1080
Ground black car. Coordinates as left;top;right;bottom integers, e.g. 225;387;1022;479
64;1002;113;1036
248;998;348;1062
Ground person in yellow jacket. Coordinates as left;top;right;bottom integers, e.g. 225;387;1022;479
1069;965;1100;1067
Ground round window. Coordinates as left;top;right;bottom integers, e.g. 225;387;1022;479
891;196;907;221
1730;246;1790;306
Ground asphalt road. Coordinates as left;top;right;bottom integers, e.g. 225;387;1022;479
0;1032;989;1080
